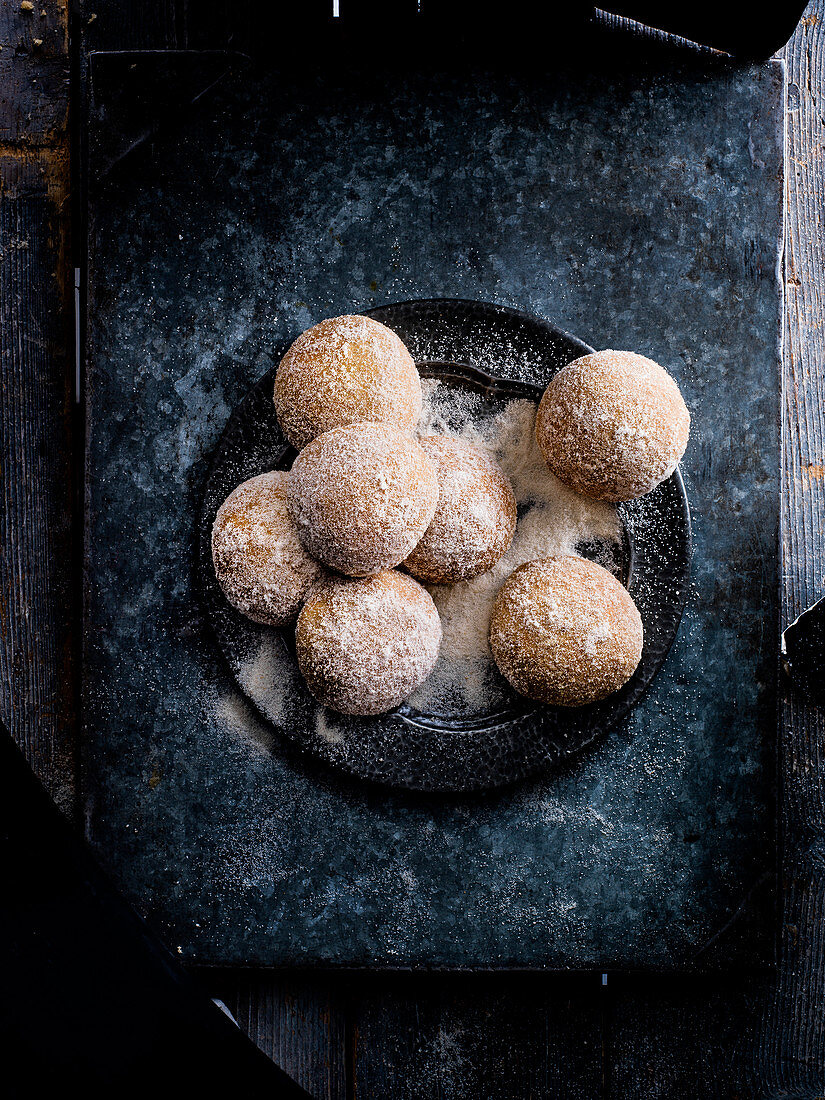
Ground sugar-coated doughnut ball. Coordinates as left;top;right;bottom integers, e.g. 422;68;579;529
296;571;442;716
489;556;643;706
287;422;439;577
404;435;517;584
274;314;422;450
212;471;325;626
535;350;690;502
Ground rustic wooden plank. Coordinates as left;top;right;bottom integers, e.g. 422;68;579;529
209;971;349;1100
754;2;825;1094
79;0;333;53
81;0;184;51
608;975;769;1099
0;2;75;813
350;975;603;1099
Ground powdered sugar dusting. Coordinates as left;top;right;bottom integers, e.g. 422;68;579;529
235;630;301;726
212;470;326;626
287;422;439;576
296;571;442;716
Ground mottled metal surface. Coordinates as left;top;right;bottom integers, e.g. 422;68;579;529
84;58;783;968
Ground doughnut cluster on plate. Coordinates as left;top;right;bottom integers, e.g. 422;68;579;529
212;314;690;716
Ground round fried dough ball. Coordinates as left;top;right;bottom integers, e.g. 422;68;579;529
274;314;422;450
403;435;517;584
212;471;325;626
296;571;442;716
489;556;643;706
287;422;439;577
535;350;690;502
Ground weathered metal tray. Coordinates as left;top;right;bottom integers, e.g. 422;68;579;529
83;55;782;969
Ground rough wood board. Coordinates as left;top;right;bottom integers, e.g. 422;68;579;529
759;5;825;1094
348;974;604;1100
0;0;76;815
215;971;349;1100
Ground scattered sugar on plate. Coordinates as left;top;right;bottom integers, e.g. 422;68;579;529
235;632;299;727
408;380;621;716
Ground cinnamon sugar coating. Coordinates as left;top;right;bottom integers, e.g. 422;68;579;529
287;422;439;577
296;571;442;716
212;471;325;626
274;314;422;450
489;556;643;706
535;350;690;502
404;435;517;584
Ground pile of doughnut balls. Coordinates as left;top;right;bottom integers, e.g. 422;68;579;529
212;314;690;717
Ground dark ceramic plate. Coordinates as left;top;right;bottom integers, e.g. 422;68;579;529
199;299;691;792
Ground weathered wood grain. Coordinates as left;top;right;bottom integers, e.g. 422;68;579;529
0;1;76;814
81;0;184;52
210;971;348;1100
349;974;603;1100
754;4;825;1095
80;0;336;54
608;975;770;1099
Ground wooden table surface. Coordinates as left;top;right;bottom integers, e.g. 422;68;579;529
3;1;825;1095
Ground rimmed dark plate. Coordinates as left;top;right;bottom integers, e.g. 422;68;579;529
198;298;691;792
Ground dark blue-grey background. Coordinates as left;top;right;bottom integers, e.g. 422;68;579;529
84;58;783;968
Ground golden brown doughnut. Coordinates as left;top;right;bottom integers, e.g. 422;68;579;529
535;350;690;502
296;571;442;716
404;435;517;584
212;471;325;626
274;314;421;450
489;556;643;706
287;422;439;577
